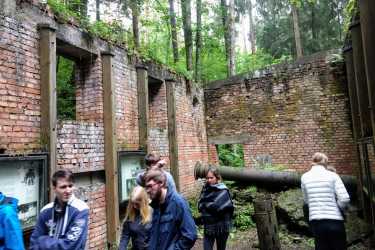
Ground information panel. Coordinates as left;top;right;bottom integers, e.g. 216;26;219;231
118;151;145;202
0;155;47;230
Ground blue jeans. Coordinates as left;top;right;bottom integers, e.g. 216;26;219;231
203;232;229;250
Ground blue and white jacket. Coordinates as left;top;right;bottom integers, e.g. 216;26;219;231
30;195;89;250
0;193;25;250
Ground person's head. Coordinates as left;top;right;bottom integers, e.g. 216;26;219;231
312;152;328;167
206;166;221;186
124;186;152;224
145;169;167;202
52;169;74;204
145;153;161;168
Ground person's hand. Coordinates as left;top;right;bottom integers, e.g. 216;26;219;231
156;159;167;168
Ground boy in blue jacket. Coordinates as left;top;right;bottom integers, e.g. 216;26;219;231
0;192;25;250
30;169;89;250
145;169;197;250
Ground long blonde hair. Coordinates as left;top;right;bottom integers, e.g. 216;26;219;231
124;186;152;224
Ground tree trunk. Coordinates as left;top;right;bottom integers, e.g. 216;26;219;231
168;0;179;63
227;0;235;76
292;4;303;59
130;0;140;49
248;0;256;54
181;0;193;71
96;0;100;21
195;0;202;81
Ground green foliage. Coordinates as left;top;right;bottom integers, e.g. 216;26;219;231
187;195;200;219
233;203;255;230
343;0;358;32
236;49;291;75
56;56;76;120
217;144;244;168
47;0;80;21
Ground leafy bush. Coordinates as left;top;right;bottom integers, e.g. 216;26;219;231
217;144;244;168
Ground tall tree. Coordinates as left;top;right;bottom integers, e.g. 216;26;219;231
291;2;303;58
221;0;235;77
130;0;140;49
227;0;236;76
181;0;193;71
248;0;256;54
168;0;179;63
195;0;202;81
96;0;100;21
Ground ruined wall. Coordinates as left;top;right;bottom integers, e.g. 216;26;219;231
148;80;170;162
175;81;209;194
0;1;208;248
0;14;41;153
205;51;358;174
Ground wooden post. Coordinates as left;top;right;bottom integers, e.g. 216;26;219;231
254;194;281;250
38;23;57;201
360;0;375;142
165;78;180;191
343;47;367;217
350;17;375;228
359;1;375;240
102;51;120;247
136;65;149;151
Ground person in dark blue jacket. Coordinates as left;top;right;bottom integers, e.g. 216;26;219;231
145;169;197;250
198;167;234;250
119;186;152;250
30;169;89;250
0;192;25;250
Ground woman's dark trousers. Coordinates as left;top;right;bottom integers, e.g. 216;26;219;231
310;219;347;250
203;233;229;250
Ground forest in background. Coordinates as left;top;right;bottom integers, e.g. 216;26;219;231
50;0;357;85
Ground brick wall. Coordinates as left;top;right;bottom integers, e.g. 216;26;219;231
1;1;210;248
175;80;209;195
205;51;358;174
114;49;139;150
57;121;104;172
148;80;170;163
0;15;41;153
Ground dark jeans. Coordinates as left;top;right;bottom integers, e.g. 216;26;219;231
203;233;229;250
310;219;347;250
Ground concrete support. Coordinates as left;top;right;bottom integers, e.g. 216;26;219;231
102;52;120;247
136;65;149;151
38;23;57;201
166;78;180;191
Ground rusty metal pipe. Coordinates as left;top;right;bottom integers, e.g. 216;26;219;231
194;162;357;191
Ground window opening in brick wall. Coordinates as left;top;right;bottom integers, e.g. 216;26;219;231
216;144;244;168
56;55;76;120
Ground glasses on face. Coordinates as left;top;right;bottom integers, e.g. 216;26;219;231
145;182;159;190
58;184;73;189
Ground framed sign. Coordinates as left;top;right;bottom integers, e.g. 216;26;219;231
0;154;48;230
118;151;146;202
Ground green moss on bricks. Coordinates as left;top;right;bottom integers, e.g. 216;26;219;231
284;86;303;121
317;110;336;149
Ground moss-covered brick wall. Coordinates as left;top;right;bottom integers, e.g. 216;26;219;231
205;51;358;174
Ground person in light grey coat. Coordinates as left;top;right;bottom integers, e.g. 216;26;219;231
301;152;350;250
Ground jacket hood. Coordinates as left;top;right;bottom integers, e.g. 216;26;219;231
0;192;19;211
208;183;228;190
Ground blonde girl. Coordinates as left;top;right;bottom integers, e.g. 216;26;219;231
119;186;152;250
